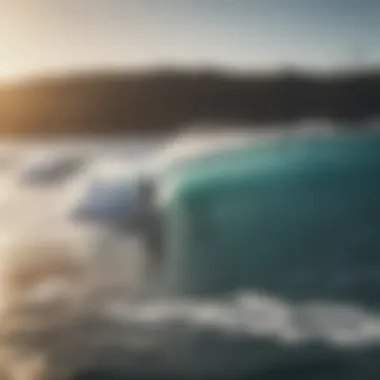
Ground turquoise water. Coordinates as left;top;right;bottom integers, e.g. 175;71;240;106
160;131;380;301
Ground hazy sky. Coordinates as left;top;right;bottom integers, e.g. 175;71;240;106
1;0;380;80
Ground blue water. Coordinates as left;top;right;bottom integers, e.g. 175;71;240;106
1;129;380;380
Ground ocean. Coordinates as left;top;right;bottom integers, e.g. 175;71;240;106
1;128;380;380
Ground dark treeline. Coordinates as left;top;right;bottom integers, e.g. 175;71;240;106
2;69;380;136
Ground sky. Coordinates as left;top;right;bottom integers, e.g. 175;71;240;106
1;0;380;80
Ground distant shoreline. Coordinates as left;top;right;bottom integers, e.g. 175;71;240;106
2;68;380;137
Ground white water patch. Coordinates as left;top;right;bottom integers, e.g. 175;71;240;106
99;293;380;349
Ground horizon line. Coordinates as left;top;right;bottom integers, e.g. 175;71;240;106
3;62;380;86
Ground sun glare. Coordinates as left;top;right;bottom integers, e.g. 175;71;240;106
0;66;18;83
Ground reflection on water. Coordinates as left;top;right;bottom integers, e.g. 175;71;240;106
0;131;380;379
